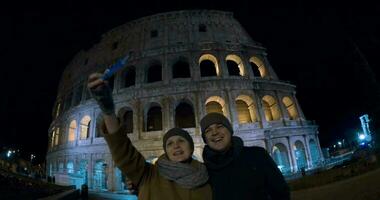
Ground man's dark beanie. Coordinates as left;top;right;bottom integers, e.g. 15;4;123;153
163;128;194;153
200;112;234;142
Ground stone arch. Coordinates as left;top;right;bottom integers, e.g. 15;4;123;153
54;127;60;145
205;96;227;116
79;160;88;185
93;160;107;190
172;57;191;78
249;56;267;77
282;96;299;120
147;60;162;83
226;54;245;76
51;127;56;148
309;139;320;166
68;120;77;142
118;107;134;133
294;140;307;170
272;143;291;174
80;115;91;140
262;95;281;121
145;102;163;131
66;160;74;174
235;95;258;123
199;54;220;77
122;65;136;88
175;100;196;128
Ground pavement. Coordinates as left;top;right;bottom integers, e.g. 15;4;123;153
80;191;137;200
292;168;380;200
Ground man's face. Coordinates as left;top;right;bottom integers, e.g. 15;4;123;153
165;135;192;162
204;123;232;152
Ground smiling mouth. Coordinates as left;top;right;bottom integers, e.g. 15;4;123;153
212;137;223;143
173;151;184;156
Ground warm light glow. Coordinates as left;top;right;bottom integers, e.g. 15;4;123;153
55;103;61;118
262;95;281;121
226;54;245;76
236;95;258;123
54;128;60;145
68;120;77;142
199;54;220;76
236;100;252;123
80;116;91;140
282;97;299;120
249;56;267;77
205;96;226;115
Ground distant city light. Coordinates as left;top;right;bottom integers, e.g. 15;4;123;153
7;150;11;158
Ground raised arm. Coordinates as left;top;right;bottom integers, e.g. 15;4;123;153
87;72;119;133
87;72;148;185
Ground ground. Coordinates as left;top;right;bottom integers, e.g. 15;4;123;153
291;168;380;200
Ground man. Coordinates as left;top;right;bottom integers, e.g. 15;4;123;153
200;112;290;200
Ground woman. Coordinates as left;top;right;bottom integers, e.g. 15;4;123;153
88;73;212;200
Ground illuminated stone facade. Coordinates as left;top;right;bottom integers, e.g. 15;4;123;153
46;10;324;191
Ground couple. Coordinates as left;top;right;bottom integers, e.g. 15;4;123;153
88;73;290;200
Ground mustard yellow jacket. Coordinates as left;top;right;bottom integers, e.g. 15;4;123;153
103;125;212;200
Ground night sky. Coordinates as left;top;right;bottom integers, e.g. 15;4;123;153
1;1;379;163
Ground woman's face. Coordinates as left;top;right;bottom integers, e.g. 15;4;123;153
165;135;192;162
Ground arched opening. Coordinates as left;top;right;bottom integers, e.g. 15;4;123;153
68;120;77;142
51;128;56;148
236;95;258;123
199;54;219;77
172;60;191;78
147;63;162;83
206;102;223;114
66;161;74;174
93;160;107;190
282;97;299;120
249;56;267;77
123;66;136;88
309;139;320;167
262;95;281;121
226;54;244;76
79;160;88;185
54;128;60;146
146;104;162;131
175;102;196;128
236;100;252;123
205;96;227;115
294;141;307;170
272;143;291;174
80;116;91;140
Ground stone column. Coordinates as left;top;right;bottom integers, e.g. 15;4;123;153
253;91;266;128
303;135;312;168
287;137;297;172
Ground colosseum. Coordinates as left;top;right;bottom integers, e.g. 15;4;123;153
46;10;324;191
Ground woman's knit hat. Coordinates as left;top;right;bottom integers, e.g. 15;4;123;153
163;128;194;153
200;112;234;142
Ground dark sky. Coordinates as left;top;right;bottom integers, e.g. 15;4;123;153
1;1;379;163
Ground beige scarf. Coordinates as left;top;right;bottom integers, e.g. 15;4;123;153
157;156;209;189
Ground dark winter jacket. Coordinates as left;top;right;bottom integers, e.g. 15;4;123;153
203;136;290;200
